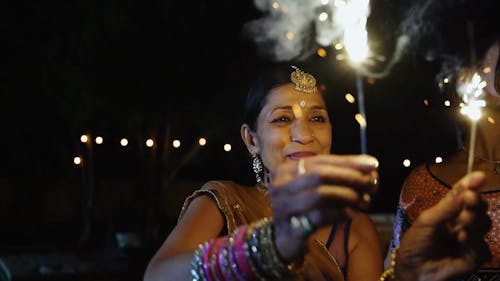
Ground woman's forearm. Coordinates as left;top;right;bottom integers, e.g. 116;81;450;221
143;252;193;281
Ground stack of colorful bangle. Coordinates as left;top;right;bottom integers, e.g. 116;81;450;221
191;217;299;281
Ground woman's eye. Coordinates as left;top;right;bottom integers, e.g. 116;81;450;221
311;115;326;122
271;116;291;123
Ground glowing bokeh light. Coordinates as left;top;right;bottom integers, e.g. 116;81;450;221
355;113;366;128
318;12;329;22
345;93;356;103
80;135;88;143
173;140;181;148
120;138;128;147
317;48;327;58
73;156;82;165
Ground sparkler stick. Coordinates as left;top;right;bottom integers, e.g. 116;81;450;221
355;73;367;154
467;121;477;174
339;0;371;154
459;21;487;174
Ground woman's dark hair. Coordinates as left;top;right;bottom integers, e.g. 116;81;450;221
243;63;318;131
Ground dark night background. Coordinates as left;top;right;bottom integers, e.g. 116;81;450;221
0;0;497;279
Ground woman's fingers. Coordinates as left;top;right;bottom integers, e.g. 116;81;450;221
272;156;379;195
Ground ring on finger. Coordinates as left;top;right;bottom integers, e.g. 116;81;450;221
362;193;371;204
290;215;313;235
297;158;306;175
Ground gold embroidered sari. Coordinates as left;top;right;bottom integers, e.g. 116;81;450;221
180;180;344;281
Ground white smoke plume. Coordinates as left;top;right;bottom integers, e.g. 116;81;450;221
243;0;457;79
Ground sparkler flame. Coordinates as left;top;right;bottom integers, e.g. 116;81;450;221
457;72;487;121
336;0;371;64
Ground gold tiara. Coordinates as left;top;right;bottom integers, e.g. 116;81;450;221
290;66;317;93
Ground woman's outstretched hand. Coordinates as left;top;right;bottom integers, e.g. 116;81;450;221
396;171;491;281
269;154;379;262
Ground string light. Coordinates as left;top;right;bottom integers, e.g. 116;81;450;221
423;99;429;106
95;136;103;144
403;159;411;167
198;138;207;146
224;144;232;152
334;43;343;50
435;157;443;163
285;31;294;40
444;100;451;107
488;116;496;124
272;1;279;9
120;138;128;147
443;77;449;84
146;139;154;148
73;156;82;165
80;135;89;143
173;140;181;148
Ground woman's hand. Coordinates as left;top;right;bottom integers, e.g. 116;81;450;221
396;171;491;281
269;154;379;262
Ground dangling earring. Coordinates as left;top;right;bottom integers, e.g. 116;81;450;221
252;154;263;184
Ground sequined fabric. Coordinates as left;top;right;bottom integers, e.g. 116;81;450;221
389;164;500;274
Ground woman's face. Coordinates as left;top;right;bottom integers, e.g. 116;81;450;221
253;83;332;176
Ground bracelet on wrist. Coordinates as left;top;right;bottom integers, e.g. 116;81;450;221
190;217;305;281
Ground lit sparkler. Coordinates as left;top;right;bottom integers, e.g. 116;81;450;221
456;71;487;173
336;0;371;154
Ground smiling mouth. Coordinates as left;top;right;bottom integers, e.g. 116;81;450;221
287;152;317;160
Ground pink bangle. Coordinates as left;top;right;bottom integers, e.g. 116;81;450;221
227;235;246;281
202;240;215;281
232;226;254;280
210;238;225;281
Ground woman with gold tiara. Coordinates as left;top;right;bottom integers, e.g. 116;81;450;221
144;64;490;281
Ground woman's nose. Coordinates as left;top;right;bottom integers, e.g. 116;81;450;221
291;120;314;144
